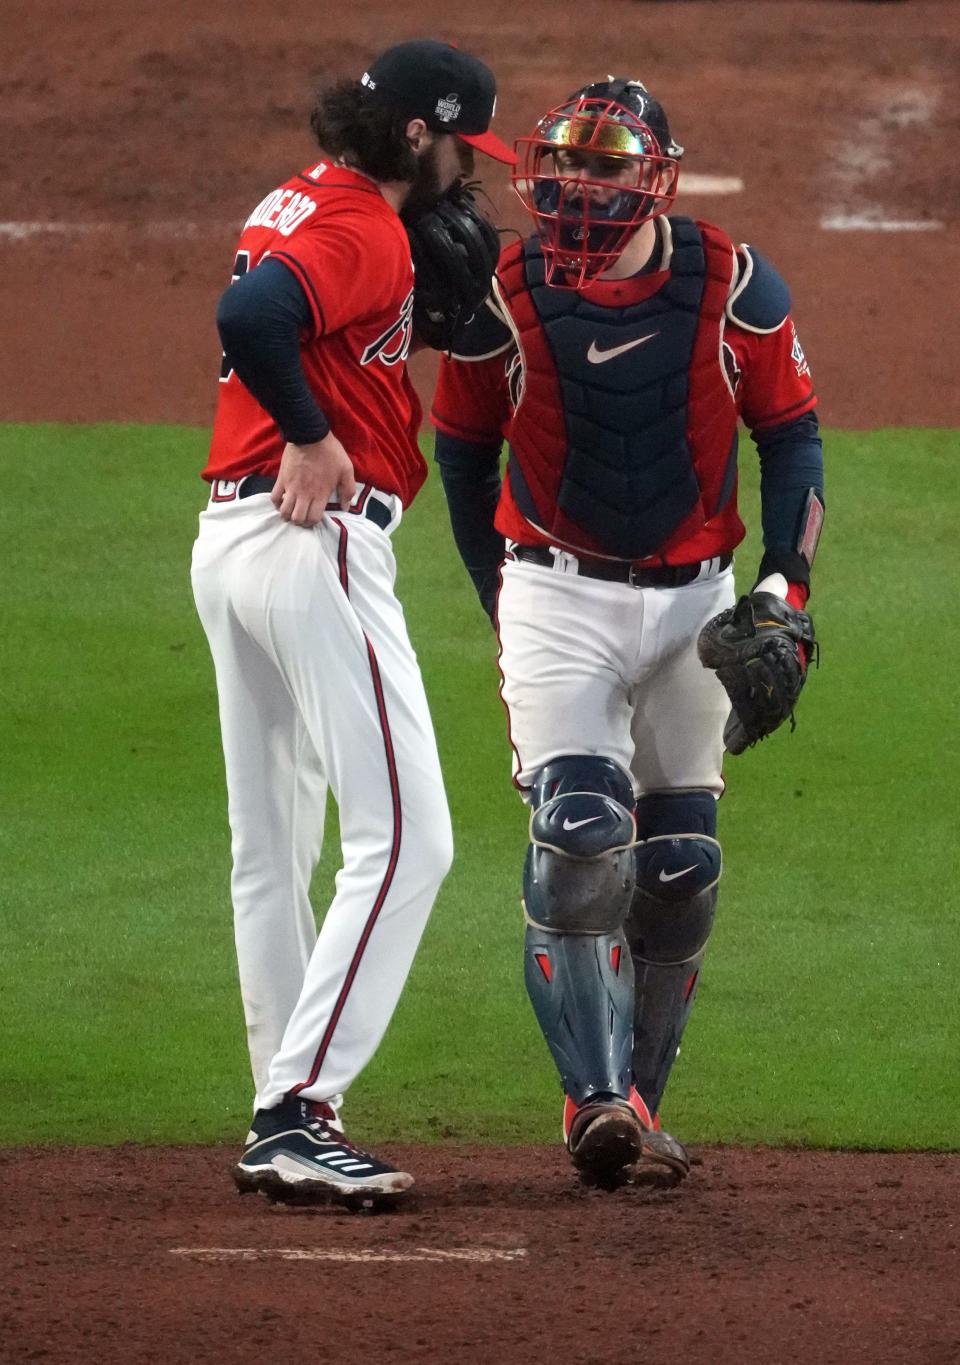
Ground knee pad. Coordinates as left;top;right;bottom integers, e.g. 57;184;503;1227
524;756;636;934
628;789;721;963
635;788;718;842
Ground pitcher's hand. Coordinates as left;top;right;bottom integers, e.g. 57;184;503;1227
271;434;357;528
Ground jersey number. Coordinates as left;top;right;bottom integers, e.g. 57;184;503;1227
218;250;252;383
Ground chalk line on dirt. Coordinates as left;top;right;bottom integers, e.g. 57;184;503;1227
0;177;745;245
171;1246;528;1264
0;221;236;241
679;174;744;195
822;213;942;232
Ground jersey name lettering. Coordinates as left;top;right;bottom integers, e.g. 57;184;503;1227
244;188;317;237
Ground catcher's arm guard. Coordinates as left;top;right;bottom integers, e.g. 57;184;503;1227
403;182;501;352
697;591;818;755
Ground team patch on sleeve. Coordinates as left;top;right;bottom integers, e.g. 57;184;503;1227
790;322;810;378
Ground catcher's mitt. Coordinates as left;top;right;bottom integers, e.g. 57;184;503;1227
697;591;817;755
403;182;500;351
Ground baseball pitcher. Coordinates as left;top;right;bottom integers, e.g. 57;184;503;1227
192;40;512;1208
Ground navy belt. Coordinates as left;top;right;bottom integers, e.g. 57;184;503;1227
510;543;731;588
239;474;392;530
238;474;278;500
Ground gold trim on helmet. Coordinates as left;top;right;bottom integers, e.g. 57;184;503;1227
539;113;654;156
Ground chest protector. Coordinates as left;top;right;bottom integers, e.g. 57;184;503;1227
499;217;739;560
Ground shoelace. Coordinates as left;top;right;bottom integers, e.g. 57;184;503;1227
301;1100;337;1125
300;1103;377;1160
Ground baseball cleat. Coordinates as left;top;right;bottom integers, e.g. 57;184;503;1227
619;1087;690;1186
564;1090;646;1188
563;1087;690;1189
627;1126;690;1187
233;1095;413;1209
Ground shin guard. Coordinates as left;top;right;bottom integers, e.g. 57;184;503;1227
629;948;709;1115
627;789;721;1115
524;924;634;1106
522;756;638;1105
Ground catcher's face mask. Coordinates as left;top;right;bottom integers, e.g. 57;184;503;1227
513;94;679;288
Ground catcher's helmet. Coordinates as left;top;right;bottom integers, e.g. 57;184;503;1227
512;78;682;288
578;79;684;161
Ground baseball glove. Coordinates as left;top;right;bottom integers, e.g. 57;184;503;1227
404;182;501;351
697;591;817;755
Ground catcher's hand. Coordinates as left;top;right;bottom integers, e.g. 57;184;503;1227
403;182;500;352
697;591;817;755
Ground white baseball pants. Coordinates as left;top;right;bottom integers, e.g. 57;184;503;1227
191;488;452;1112
496;553;737;796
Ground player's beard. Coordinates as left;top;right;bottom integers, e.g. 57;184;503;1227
403;144;445;216
403;140;473;215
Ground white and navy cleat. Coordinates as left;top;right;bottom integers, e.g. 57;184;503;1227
233;1095;413;1210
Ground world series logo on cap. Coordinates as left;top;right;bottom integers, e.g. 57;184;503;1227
435;92;461;122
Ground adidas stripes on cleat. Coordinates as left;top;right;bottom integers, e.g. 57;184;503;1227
233;1094;413;1207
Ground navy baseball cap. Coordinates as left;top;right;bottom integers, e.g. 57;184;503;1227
360;39;515;164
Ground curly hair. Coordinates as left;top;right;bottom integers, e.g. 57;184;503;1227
310;79;419;184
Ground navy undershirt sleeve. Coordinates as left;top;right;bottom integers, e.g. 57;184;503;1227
433;430;505;621
752;410;825;585
216;257;331;446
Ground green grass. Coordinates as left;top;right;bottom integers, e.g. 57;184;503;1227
2;424;958;1148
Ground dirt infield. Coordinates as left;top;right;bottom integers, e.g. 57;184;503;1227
3;1144;960;1364
4;2;960;1360
2;0;958;426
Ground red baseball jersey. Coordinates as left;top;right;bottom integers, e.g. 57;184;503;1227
432;227;817;564
204;162;426;506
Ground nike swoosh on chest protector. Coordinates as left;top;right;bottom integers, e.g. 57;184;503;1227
586;332;659;365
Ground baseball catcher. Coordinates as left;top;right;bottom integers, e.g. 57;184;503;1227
698;590;817;754
403;181;501;350
430;75;826;1191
